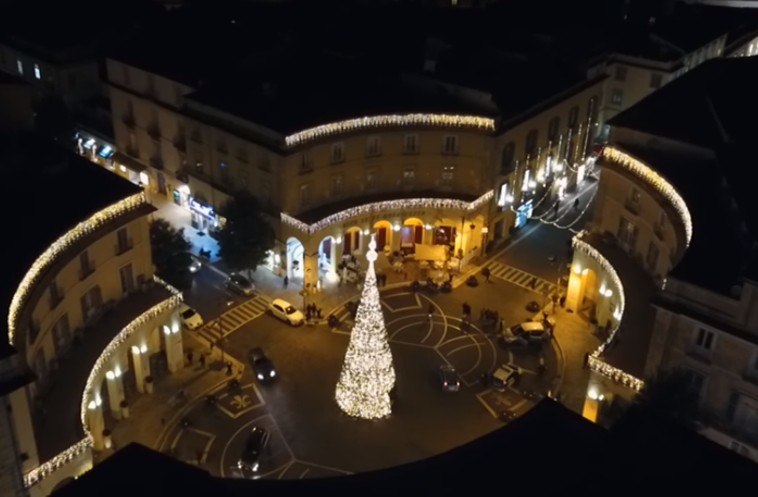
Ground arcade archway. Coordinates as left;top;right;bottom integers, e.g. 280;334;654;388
373;220;392;253
286;237;304;281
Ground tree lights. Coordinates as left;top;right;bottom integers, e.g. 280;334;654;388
7;192;148;346
335;236;396;419
601;146;692;247
285;114;495;147
282;191;494;235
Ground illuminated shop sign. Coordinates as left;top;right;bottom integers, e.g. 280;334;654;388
190;198;215;218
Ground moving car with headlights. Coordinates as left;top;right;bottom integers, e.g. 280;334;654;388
226;273;255;296
188;255;202;273
237;426;269;474
502;319;554;346
268;298;305;326
179;304;204;330
248;347;276;382
439;365;461;392
491;364;523;391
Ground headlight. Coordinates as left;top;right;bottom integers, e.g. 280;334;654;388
237;460;243;469
257;374;264;380
252;463;259;472
270;370;276;377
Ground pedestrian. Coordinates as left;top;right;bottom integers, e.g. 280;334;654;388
283;275;289;288
427;304;434;321
187;350;194;365
317;307;323;319
199;353;206;368
226;362;233;376
482;266;491;282
530;276;538;289
574;198;580;211
462;302;470;318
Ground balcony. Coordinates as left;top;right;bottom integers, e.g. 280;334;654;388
624;199;641;215
147;125;161;141
79;265;95;281
122;114;136;129
115;238;133;256
686;346;713;365
150;156;164;170
49;290;64;310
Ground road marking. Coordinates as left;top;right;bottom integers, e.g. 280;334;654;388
476;391;499;418
197;295;270;343
485;262;557;296
299;468;310;479
214;383;265;419
219;414;294;478
381;292;422;312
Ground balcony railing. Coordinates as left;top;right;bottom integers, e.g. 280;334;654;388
115;238;133;256
79;265;95;281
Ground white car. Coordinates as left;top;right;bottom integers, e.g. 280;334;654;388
268;298;305;326
179;305;204;330
491;364;523;392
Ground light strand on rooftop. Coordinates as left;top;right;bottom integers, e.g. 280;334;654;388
7;192;148;346
285;114;495;147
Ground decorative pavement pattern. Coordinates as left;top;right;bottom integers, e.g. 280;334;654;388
485;262;557;296
198;296;271;343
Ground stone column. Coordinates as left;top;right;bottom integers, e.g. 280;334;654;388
329;238;338;277
303;252;319;293
565;265;587;313
87;398;106;451
131;345;150;393
163;322;184;373
390;223;401;253
105;368;125;420
358;230;366;254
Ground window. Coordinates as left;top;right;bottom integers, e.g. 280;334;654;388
617;217;638;249
331;173;344;195
683;369;706;399
650;73;663;89
53;314;71;353
120;264;135;293
403;134;418;154
300;184;311;207
548;118;560;142
16;59;23;75
442;135;458;154
80;285;103;321
614;65;627;81
116;227;131;254
525;129;538;156
501;142;515;174
568;106;579;130
219;161;231;185
402;168;415;184
497;182;511;207
33;63;41;80
49;279;63;309
366;136;381;157
80;251;93;279
645;241;659;271
611;89;624;106
299;153;313;174
441;165;454;186
366;168;378;191
694;328;716;352
331;142;345;163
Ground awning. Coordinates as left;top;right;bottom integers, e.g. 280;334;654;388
112;152;147;173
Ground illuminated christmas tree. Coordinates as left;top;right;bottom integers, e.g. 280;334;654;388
335;235;396;419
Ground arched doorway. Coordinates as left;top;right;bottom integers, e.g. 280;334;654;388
402;217;424;253
318;236;337;277
286;237;304;281
373;220;392;253
343;226;362;257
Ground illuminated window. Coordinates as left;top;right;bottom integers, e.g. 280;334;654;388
366;136;381;157
402;168;415;185
33;63;41;80
16;59;23;75
611;89;624;106
497;182;510;207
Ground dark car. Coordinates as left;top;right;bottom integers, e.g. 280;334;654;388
237;426;270;474
439;365;461;392
248;347;276;382
226;273;255;296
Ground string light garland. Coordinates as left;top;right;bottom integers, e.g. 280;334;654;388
601;146;692;247
285;114;495;147
572;234;644;392
23;437;92;488
282;191;493;235
7;192;148;346
335;235;396;419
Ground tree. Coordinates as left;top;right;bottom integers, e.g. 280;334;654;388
631;368;701;430
216;192;275;278
35;94;76;146
335;236;396;419
150;219;193;289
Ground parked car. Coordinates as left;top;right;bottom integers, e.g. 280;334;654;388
502;319;554;346
226;273;255;296
248;347;276;382
237;426;270;474
268;298;305;326
179;305;204;330
439;365;461;392
188;255;202;273
491;364;523;391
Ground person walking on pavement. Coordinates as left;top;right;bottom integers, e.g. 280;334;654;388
574;198;580;211
283;275;289;288
481;267;491;283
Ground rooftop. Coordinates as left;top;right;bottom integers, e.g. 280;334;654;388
0;133;143;351
54;399;758;496
34;286;172;461
608;56;758;293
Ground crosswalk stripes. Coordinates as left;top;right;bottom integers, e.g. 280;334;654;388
486;262;557;296
197;295;271;343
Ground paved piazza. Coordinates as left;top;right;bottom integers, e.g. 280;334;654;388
158;285;561;478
